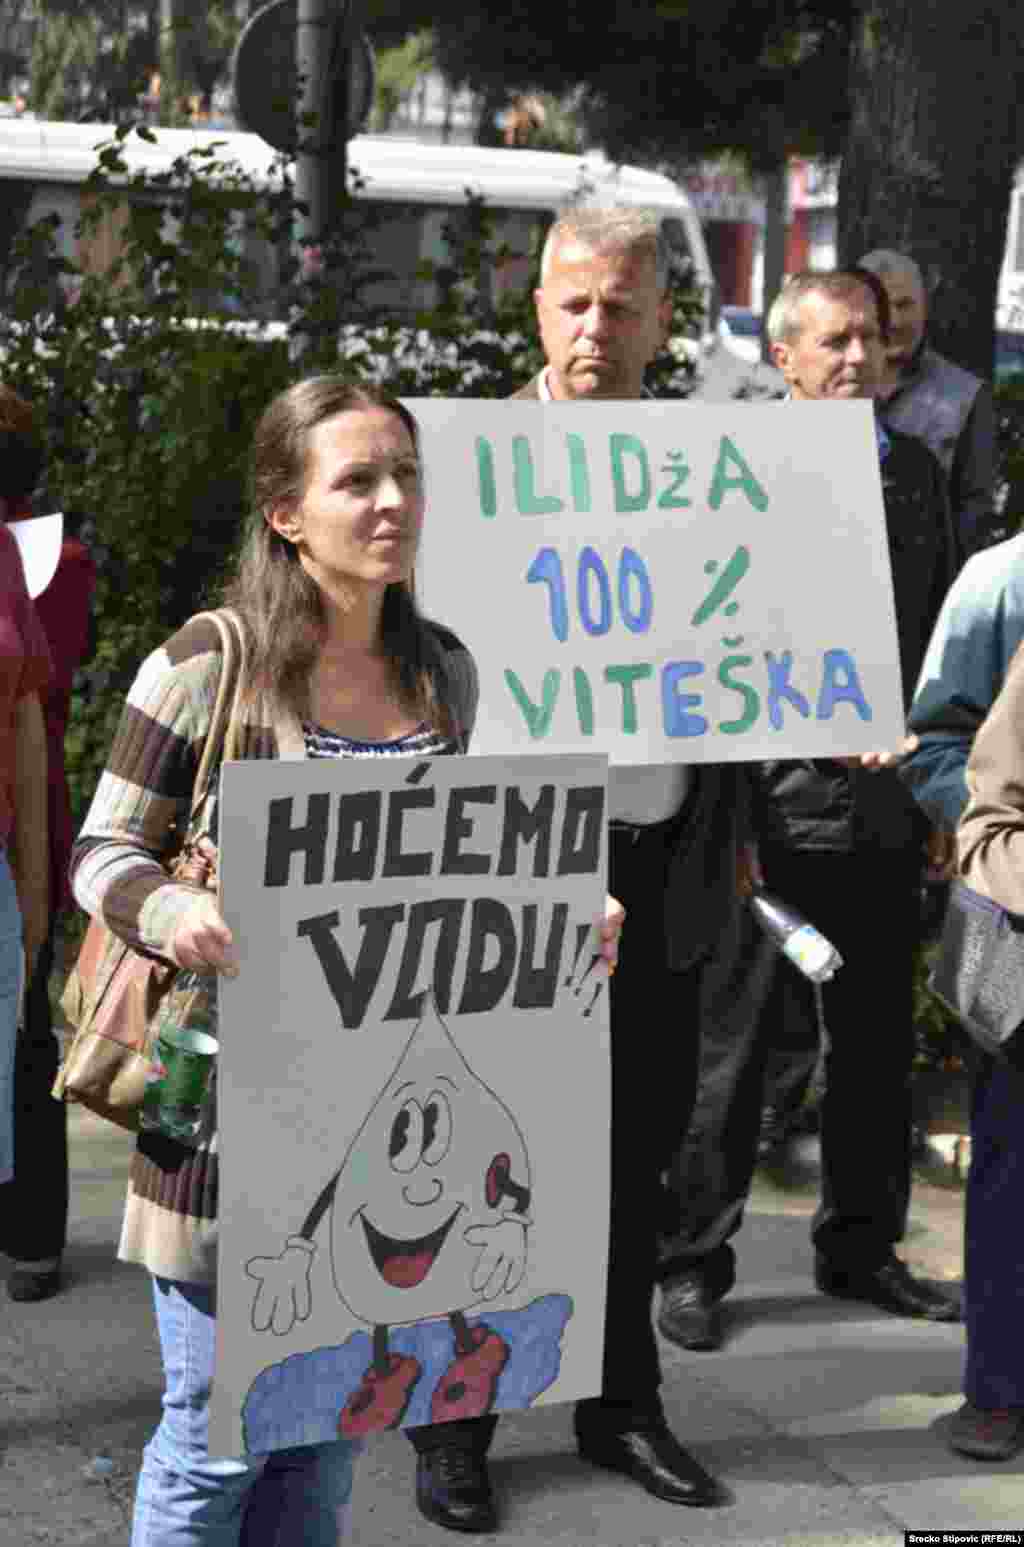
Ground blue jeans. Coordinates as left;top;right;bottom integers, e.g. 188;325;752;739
0;849;23;1187
132;1277;363;1547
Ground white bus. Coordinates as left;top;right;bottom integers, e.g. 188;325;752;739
0;117;716;345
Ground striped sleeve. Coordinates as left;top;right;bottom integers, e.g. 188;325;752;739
70;636;219;958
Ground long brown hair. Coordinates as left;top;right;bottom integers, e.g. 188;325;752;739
223;376;451;732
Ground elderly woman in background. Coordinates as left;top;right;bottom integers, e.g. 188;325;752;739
949;636;1024;1460
70;375;623;1547
0;513;50;1192
0;383;96;1304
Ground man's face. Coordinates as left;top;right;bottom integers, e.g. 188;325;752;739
771;287;885;402
533;239;672;400
877;268;927;365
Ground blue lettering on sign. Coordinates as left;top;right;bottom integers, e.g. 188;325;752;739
526;546;655;641
527;547;569;642
817;648;873;721
498;649;875;741
577;547;613;637
618;547;653;634
661;661;708;737
765;651;811;730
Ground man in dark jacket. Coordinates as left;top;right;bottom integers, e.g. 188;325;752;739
656;270;963;1355
858;249;995;555
409;206;749;1533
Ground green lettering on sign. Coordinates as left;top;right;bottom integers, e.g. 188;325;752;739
707;436;769;511
513;436;564;515
610;433;651;512
505;668;561;738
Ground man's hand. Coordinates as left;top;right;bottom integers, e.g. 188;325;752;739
924;829;957;882
836;734;920;771
737;843;763;898
598;893;625;973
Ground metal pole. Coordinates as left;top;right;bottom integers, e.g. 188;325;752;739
761;158;789;362
295;0;350;263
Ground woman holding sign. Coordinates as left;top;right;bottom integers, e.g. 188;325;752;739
71;377;622;1547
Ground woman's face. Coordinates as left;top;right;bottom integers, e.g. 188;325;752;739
270;406;424;594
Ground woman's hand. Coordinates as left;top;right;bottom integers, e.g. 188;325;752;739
170;892;239;977
598;894;626;974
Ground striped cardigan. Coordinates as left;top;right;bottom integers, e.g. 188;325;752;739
70;611;478;1285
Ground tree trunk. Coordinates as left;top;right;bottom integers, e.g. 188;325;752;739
760;159;788;361
159;0;211;122
837;0;1024;377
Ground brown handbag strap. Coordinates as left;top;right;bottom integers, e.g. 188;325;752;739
188;607;248;825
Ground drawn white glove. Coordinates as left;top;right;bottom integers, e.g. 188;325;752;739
246;1237;315;1335
464;1216;529;1301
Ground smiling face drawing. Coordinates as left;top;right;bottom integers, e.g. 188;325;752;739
329;1001;531;1325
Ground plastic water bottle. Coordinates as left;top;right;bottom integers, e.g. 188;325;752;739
140;969;219;1145
749;887;843;983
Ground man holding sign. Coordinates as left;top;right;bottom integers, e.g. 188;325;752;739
410;207;741;1529
657;270;963;1356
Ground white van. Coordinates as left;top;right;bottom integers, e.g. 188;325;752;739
0;118;716;347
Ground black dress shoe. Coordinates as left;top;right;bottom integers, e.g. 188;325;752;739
814;1253;962;1321
7;1262;62;1303
657;1272;726;1351
415;1446;497;1534
577;1422;730;1507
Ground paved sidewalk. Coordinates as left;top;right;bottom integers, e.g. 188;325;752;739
3;1108;1021;1547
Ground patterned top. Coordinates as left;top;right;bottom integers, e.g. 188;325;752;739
70;610;477;1285
303;720;456;760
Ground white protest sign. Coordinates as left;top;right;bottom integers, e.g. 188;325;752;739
209;753;610;1459
9;511;62;598
414;399;905;763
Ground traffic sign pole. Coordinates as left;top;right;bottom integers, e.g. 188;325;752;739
295;0;352;265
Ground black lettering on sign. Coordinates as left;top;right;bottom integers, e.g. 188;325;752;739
514;903;569;1009
382;788;435;878
264;793;330;887
333;791;382;882
440;786;497;876
296;904;404;1028
557;786;605;876
384;898;467;1020
497;784;555;877
457;899;517;1015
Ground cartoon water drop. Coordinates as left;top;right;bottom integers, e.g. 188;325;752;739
245;997;533;1438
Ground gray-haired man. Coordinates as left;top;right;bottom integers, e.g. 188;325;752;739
656;270;962;1357
858;249;995;554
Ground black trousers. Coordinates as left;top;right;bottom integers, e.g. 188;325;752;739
0;931;69;1263
658;845;920;1290
408;818;702;1457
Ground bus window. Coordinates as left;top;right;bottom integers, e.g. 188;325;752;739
350;199;550;319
